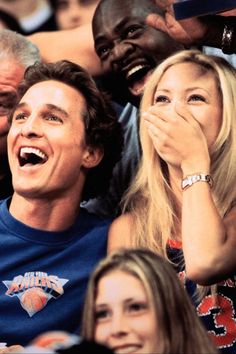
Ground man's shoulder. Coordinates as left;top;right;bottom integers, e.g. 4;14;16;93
76;208;113;236
80;208;113;223
0;197;9;214
72;210;110;255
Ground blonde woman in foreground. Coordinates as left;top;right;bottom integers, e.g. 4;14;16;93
108;50;236;353
82;248;217;354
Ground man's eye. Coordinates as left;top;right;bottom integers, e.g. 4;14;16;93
14;113;27;120
45;115;63;123
0;102;14;109
0;102;16;116
188;94;205;102
96;46;110;59
126;25;142;38
155;95;169;103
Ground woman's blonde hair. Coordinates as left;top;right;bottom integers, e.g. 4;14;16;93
122;49;236;258
81;248;217;354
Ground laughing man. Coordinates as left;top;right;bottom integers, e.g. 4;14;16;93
0;59;122;346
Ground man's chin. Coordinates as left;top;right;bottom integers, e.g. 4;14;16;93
127;68;154;102
129;85;144;98
126;86;143;107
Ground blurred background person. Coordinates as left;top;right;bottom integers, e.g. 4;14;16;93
0;0;57;34
0;9;24;34
49;0;101;30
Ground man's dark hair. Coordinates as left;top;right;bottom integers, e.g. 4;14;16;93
15;60;123;200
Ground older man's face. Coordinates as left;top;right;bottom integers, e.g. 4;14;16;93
0;59;24;161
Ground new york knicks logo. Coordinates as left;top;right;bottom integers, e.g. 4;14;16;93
3;271;68;317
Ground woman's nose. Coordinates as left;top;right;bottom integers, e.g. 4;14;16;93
110;313;129;338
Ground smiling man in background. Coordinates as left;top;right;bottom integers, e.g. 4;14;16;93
92;0;183;106
0;29;40;199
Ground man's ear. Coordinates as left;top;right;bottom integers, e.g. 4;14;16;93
82;146;104;169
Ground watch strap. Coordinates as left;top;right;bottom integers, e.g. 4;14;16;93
182;173;213;190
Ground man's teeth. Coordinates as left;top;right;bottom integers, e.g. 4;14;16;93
20;147;47;161
127;65;145;78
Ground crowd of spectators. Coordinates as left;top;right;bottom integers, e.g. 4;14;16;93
0;0;235;353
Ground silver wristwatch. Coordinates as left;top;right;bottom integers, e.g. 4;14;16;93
182;173;213;190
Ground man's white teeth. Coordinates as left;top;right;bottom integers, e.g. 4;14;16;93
127;65;145;78
20;147;47;161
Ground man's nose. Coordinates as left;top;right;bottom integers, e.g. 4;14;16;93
111;41;134;67
20;116;43;138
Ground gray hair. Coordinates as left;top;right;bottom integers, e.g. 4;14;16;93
0;29;40;68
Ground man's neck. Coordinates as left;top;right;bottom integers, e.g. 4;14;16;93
9;193;81;232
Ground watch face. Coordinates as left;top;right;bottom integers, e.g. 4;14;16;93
173;0;236;19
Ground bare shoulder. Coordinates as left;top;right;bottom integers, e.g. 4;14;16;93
28;24;103;77
108;213;134;253
224;204;236;238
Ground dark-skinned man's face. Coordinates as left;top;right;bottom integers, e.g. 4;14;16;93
92;0;183;105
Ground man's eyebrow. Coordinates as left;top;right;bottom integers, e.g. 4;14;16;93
14;102;69;117
94;17;130;45
14;102;26;110
114;17;132;33
44;103;69;118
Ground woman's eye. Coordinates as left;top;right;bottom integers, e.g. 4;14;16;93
155;95;169;103
128;302;147;313
188;94;205;102
57;0;68;10
95;309;109;321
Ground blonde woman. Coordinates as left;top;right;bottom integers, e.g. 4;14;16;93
82;248;217;354
108;50;236;353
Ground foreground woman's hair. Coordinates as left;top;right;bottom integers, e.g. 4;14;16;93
81;248;217;354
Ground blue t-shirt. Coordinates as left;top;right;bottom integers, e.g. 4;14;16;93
0;198;110;346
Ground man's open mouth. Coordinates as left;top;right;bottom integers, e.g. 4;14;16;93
126;64;154;97
18;147;48;167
